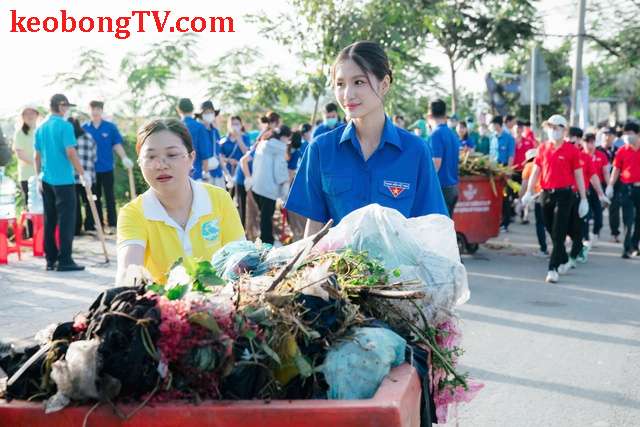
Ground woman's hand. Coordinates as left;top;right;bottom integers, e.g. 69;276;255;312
116;244;145;286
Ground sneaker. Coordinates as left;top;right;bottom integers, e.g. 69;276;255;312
545;270;559;283
613;235;621;243
583;240;592;250
533;250;549;258
46;262;56;271
622;252;631;259
558;261;572;275
631;249;640;257
576;247;589;264
56;262;85;272
590;233;599;246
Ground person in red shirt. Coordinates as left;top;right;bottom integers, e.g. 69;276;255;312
521;115;589;284
606;121;640;258
582;133;610;244
513;120;537;172
565;128;609;266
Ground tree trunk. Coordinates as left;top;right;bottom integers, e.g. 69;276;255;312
448;56;457;114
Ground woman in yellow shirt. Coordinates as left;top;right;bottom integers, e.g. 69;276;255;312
116;118;245;284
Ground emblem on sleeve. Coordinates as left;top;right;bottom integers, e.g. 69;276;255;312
383;180;410;198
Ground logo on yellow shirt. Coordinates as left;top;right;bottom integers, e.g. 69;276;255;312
202;219;220;242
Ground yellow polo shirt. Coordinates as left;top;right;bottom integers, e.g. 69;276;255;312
117;180;245;284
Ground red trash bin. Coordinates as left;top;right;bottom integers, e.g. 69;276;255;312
0;364;421;427
453;175;505;254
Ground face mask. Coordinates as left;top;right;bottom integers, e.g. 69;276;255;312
324;117;338;127
202;113;215;124
547;128;563;141
623;134;637;145
63;109;71;119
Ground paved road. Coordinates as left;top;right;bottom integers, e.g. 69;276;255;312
1;219;638;427
450;220;640;427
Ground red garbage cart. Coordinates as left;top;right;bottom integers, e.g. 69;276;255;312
453;175;505;254
0;364;421;427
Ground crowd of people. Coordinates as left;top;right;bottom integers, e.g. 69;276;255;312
1;40;638;286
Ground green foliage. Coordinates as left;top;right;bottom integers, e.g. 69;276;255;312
50;48;113;90
331;249;390;287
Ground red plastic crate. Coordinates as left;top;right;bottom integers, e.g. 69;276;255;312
0;364;421;427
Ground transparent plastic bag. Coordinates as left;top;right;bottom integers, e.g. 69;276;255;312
316;204;469;325
321;327;406;399
210;240;272;280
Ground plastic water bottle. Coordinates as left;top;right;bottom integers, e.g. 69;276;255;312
0;168;17;219
27;175;43;214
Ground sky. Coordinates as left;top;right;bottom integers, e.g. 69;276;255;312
0;0;586;120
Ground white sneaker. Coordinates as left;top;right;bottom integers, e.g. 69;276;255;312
590;233;599;247
557;262;572;275
568;257;577;269
545;270;559;283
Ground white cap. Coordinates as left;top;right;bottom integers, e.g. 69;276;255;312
547;114;567;127
525;148;538;162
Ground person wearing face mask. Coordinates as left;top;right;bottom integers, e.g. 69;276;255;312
286;41;447;236
476;123;491;155
82;100;133;233
605;121;640;258
34;94;90;272
565;127;609;266
116;119;244;285
219;116;250;191
582;132;610;245
251;125;293;244
197;101;224;189
312;102;343;139
177;98;210;182
521;115;589;283
599;126;622;241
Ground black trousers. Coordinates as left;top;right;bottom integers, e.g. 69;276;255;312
441;185;459;218
94;170;117;227
75;184;95;233
568;193;584;259
534;202;547;252
19;180;33;237
582;187;603;239
253;192;276;245
609;181;623;236
541;189;575;271
620;184;640;254
42;182;77;266
235;184;247;227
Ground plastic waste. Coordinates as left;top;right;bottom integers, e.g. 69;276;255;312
0;169;17;219
210;240;271;280
27;175;43;213
46;339;101;413
321;327;406;399
315;204;469;326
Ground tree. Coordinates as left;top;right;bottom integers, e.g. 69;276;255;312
417;0;538;113
120;34;200;118
50;48;113;96
248;0;438;123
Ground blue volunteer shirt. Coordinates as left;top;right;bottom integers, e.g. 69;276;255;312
183;116;212;180
430;123;460;187
312;122;343;139
287;140;309;170
35;115;77;185
82;120;123;173
205;125;223;178
234;144;256;187
491;130;516;165
220;134;251;174
285;116;447;224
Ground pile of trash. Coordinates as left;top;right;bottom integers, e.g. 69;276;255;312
458;152;512;178
0;204;482;425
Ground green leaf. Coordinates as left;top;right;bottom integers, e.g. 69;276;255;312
244;329;257;340
195;261;226;287
261;342;282;365
146;283;165;295
165;284;188;300
189;312;221;336
294;354;313;378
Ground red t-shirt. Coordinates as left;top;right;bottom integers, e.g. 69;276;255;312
535;141;582;190
588;149;608;183
613;144;640;184
513;137;537;171
577;151;595;190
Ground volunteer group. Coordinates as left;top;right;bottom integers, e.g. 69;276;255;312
5;88;640;283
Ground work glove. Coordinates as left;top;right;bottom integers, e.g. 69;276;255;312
521;191;534;207
244;176;253;192
122;157;134;170
605;184;614;200
578;197;589;218
201;171;211;183
599;194;610;206
81;171;93;188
